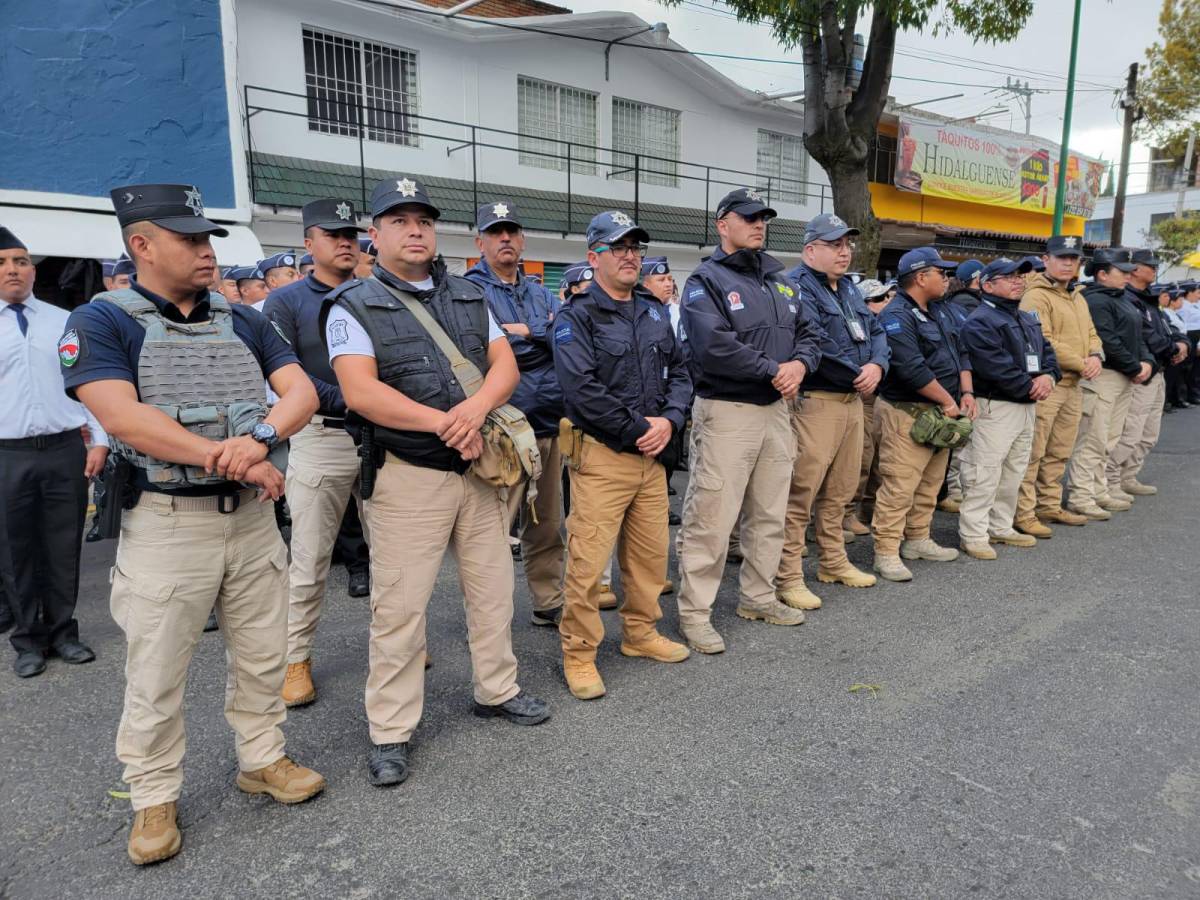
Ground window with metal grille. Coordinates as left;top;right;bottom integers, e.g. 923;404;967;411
612;98;680;187
756;130;810;204
517;77;597;175
302;27;419;146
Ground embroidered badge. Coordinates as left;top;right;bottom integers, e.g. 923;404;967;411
58;329;81;366
727;291;744;311
328;318;349;348
554;324;574;345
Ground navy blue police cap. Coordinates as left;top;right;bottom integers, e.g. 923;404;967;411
370;176;439;219
1046;234;1083;257
1090;247;1136;274
110;183;228;237
220;266;238;280
299;253;314;267
804;212;859;245
0;226;27;251
955;259;984;284
101;259;116;277
1018;254;1046;272
641;256;670;277
897;246;956;277
1131;248;1161;268
112;258;136;277
258;251;298;273
358;237;376;257
230;265;264;283
302;198;365;233
476;200;521;232
716;187;777;220
562;261;594;288
586;211;649;248
981;257;1034;282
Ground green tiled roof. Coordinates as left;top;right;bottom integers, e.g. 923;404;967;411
250;153;808;254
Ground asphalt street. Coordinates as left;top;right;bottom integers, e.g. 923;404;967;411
2;411;1199;899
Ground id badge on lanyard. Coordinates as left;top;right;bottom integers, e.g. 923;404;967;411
848;319;867;342
1025;347;1040;373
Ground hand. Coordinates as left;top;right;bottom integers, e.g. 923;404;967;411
1133;362;1153;384
635;417;674;457
437;397;490;449
243;460;285;501
501;323;532;339
1029;374;1054;402
457;430;484;461
852;363;883;395
205;435;269;481
84;445;109;479
960;394;979;420
941;400;962;419
1173;342;1189;365
771;361;807;400
1081;356;1102;380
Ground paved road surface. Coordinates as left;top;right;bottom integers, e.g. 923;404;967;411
2;412;1198;898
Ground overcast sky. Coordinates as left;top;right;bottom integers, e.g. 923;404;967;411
568;0;1162;189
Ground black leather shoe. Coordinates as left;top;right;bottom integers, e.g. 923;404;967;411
473;690;550;726
367;742;410;786
14;651;46;678
530;606;562;627
203;610;219;632
668;511;681;526
51;640;95;664
347;569;370;598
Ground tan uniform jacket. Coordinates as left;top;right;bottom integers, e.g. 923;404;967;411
1019;273;1102;386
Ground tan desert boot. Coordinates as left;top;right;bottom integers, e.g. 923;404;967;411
128;801;182;866
237;756;326;804
282;659;316;707
564;658;606;700
620;632;690;663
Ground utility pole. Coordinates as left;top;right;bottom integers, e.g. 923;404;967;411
1004;77;1035;134
1174;131;1196;219
1111;62;1140;246
1052;0;1082;236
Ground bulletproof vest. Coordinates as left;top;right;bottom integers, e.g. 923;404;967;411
94;290;269;487
334;273;490;471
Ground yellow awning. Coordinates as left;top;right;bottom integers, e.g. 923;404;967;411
1180;251;1200;268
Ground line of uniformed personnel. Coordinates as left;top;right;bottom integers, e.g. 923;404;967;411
36;175;1184;868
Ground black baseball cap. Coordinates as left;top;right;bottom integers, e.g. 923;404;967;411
1090;247;1136;273
302;198;365;233
110;183;229;237
1045;235;1083;257
716;187;777;220
1131;248;1161;268
370;176;439;219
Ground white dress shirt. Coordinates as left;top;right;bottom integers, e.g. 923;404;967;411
0;296;108;445
1178;299;1200;331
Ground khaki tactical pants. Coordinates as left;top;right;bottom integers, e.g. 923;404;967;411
849;392;881;522
870;400;950;556
1017;379;1083;520
1107;373;1165;488
957;398;1036;543
286;419;363;663
944;449;964;502
1067;368;1133;506
778;392;863;583
504;436;565;613
561;439;668;662
676;398;794;628
112;490;289;810
364;456;519;744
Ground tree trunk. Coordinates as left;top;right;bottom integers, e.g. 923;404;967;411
829;161;881;275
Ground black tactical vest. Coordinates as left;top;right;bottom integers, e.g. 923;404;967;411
332;262;491;472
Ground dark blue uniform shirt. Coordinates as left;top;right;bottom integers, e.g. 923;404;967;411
263;272;346;416
960;295;1060;403
878;290;968;404
680;247;823;405
553;282;692;453
465;258;563;438
787;263;890;392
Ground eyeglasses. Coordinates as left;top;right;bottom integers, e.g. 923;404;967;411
814;239;856;252
988;273;1025;284
593;243;648;259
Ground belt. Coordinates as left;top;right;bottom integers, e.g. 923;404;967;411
888;399;935;418
136;487;258;514
801;390;860;404
0;429;80;450
311;415;347;430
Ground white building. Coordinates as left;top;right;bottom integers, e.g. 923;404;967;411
1089;188;1200;279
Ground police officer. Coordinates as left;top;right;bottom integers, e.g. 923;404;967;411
674;190;822;653
233;265;268;306
324;176;549;786
63;183;325;865
465;201;566;627
554;211;693;693
219;266;242;303
1065;247;1153;520
1015;235;1102;537
778;212;889;609
298;252;315;277
947;259;984;321
640;255;683;522
262;197;368;707
934;261;981;513
559;260;593;302
873;247;975;582
258;251;301;296
1;226;109;676
845;278;892;534
1180;281;1200;403
111;257;135;291
1106;248;1188;497
354;237;376;280
957;258;1060;559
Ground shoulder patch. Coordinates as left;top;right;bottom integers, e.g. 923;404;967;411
328;318;350;348
58;329;82;367
647;306;662;322
884;321;902;334
554;323;574;345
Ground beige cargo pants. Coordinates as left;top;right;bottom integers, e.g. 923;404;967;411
1067;368;1133;506
504;436;565;613
957;398;1036;543
870;400;950;556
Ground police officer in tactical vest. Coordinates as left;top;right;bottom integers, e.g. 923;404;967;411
324;176;549;788
63;183;325;866
263;198;368;708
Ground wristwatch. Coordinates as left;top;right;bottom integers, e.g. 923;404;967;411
251;422;279;449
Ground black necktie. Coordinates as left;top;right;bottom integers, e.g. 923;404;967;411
9;303;28;337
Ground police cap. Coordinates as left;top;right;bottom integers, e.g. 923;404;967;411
370;176;439;219
562;261;594;288
641;256;670;277
586;211;649;248
955;259;984;284
1045;234;1083;257
803;212;859;245
896;246;956;277
981;257;1034;282
716;187;777;221
1130;248;1161;268
302;198;365;233
358;237;377;257
257;252;298;274
230;265;265;283
299;253;314;267
1018;255;1046;272
1089;247;1136;274
476;200;521;233
110;183;229;237
112;258;136;277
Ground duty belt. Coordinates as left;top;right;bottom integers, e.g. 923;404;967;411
311;414;347;430
135;486;258;514
0;429;80;450
801;390;860;404
888;399;936;418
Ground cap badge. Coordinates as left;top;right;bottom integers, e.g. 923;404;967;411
396;178;418;198
583;268;593;280
828;214;846;228
492;202;510;218
1063;236;1077;248
611;212;633;227
184;187;204;217
745;188;763;202
122;192;135;206
283;255;294;265
335;202;352;221
655;264;666;274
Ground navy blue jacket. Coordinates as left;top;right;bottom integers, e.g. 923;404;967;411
878;290;968;404
263;272;347;416
960;294;1060;403
946;287;981;325
680;247;823;405
553;283;692;454
465;259;563;437
787;263;890;392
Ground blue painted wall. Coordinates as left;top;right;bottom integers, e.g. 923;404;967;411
3;0;236;208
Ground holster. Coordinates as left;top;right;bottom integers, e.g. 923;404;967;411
357;423;384;500
558;417;583;471
96;454;140;540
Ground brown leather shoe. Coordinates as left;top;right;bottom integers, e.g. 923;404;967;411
127;801;182;866
237;756;326;804
1015;518;1052;539
563;658;606;700
620;632;690;663
1040;508;1088;526
282;660;316;708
